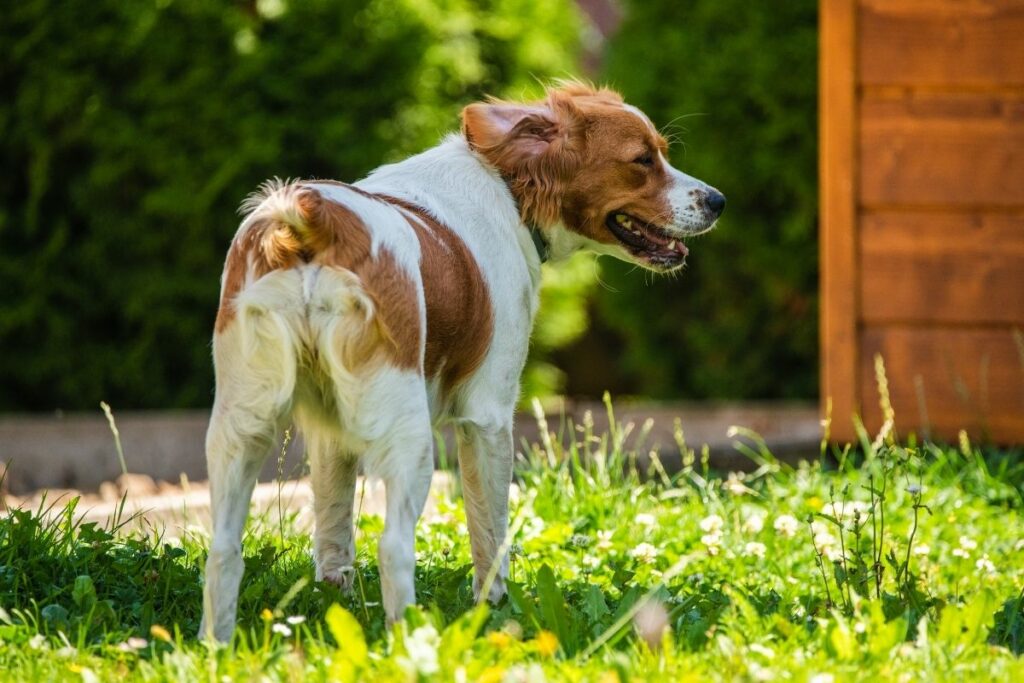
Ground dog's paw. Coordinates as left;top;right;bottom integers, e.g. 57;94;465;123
319;565;356;592
472;573;507;604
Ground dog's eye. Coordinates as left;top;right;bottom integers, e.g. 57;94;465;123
633;152;654;167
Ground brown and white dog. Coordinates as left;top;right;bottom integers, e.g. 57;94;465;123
199;82;723;640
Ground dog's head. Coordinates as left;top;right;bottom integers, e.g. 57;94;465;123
462;81;724;272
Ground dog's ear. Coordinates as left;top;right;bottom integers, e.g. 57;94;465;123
462;93;583;226
461;102;553;156
462;93;582;164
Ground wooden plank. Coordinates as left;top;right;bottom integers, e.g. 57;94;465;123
859;0;1024;88
859;326;1024;442
821;0;861;442
859;211;1024;324
859;92;1024;207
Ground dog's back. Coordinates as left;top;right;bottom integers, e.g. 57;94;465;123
212;180;494;448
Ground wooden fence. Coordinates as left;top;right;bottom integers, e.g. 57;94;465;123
820;0;1024;442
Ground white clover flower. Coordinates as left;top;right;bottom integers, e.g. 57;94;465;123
583;554;600;569
286;615;306;625
28;634;47;651
952;547;970;559
596;530;614;551
699;514;724;534
701;532;723;556
912;544;930;557
959;536;978;551
976;554;996;574
809;673;835;683
773;514;800;538
522;516;545;539
629;542;659;564
402;624;441;675
742;513;765;535
116;637;148;652
810;520;830;536
431;511;456;527
854;621;867;634
271;623;292;637
847;501;871;525
813;530;842;561
634;512;656;527
743;541;767;559
724;472;750;496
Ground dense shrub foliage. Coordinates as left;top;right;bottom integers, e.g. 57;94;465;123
0;0;581;410
567;0;819;400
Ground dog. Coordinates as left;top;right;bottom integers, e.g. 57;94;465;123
199;81;724;640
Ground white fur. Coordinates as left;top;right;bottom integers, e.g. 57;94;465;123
661;152;720;236
200;124;718;640
200;136;537;640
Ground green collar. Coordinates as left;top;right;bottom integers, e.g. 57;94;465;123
528;223;550;263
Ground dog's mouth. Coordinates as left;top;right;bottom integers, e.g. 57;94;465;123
606;212;688;269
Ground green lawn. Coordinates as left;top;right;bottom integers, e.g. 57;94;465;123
2;400;1023;681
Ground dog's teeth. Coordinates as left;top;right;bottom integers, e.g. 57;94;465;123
615;214;629;226
667;240;676;251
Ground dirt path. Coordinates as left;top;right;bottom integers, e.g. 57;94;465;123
4;472;456;537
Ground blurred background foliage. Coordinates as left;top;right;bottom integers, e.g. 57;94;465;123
561;0;819;402
0;0;817;412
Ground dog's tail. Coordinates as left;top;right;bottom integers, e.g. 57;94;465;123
240;178;338;268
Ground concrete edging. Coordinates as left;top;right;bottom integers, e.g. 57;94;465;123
0;402;821;495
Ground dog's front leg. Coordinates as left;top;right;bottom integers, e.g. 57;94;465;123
457;419;513;603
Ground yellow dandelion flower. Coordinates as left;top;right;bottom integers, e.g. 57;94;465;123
807;496;823;510
261;608;274;621
478;665;505;683
149;624;172;642
486;630;512;650
534;630;559;657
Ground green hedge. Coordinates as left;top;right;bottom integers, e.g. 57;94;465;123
571;0;819;400
0;0;581;410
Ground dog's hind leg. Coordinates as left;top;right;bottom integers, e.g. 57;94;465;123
305;431;358;590
347;368;434;626
377;430;433;626
200;274;299;642
199;409;275;642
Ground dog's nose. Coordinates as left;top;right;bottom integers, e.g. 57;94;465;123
705;190;726;217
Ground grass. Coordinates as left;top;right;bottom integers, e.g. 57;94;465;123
1;397;1023;681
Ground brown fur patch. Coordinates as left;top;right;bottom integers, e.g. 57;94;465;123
215;217;304;333
379;195;494;395
462;82;673;243
304;191;420;371
214;183;494;392
214;186;421;373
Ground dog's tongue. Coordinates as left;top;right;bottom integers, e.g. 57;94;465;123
639;222;688;256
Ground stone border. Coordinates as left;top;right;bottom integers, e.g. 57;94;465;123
0;402;820;496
